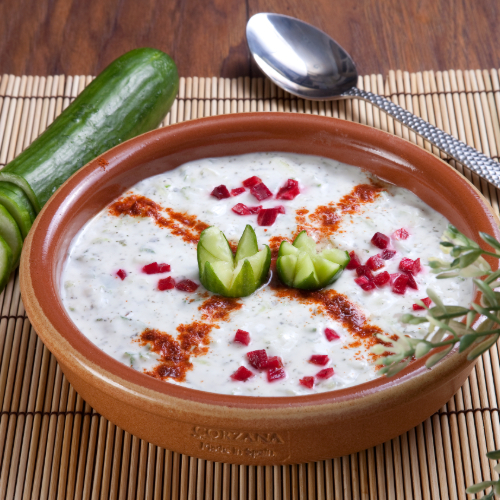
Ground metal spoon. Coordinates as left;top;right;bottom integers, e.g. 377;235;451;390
246;13;500;188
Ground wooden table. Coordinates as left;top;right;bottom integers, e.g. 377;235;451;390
1;0;499;77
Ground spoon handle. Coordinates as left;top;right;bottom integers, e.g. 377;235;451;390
343;87;500;189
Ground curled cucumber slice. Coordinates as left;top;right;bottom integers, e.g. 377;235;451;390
0;205;23;268
198;225;271;297
276;231;350;290
0;234;13;291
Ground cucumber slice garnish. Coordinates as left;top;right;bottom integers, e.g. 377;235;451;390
198;225;271;297
0;234;13;291
0;205;23;268
276;230;349;290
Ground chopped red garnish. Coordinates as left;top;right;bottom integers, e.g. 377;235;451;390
257;207;280;226
325;328;340;341
242;176;262;188
381;249;396;260
346;251;362;270
267;356;283;369
354;276;376;291
366;255;384;271
309;354;329;366
142;262;171;274
250;182;273;201
356;265;374;281
116;269;127;280
211;185;231;199
276;179;300;200
316;368;334;379
404;272;418;290
373;271;390;287
234;329;250;346
231;366;254;382
299;376;314;389
413;297;432;310
267;367;286;382
399;257;421;275
175;279;199;292
158;277;175;291
371;232;390;249
393;228;410;240
232;203;252;215
390;273;409;294
247;349;268;370
276;205;286;214
230;187;246;196
248;205;262;214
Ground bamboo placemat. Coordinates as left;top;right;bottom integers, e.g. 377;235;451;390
0;69;500;499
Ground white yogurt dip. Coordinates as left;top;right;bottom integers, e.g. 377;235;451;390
60;152;473;396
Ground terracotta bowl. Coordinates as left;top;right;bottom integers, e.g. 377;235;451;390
20;113;499;465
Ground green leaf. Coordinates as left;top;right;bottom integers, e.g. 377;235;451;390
459;334;479;353
466;481;496;494
426;289;445;311
415;342;432;359
439;241;454;248
385;359;410;377
484;269;500;285
467;334;500;360
436;271;460;279
479;232;500;251
471;303;500;324
486;449;500;460
474;279;499;307
466;310;476;328
401;314;428;325
425;346;453;368
458;249;483;268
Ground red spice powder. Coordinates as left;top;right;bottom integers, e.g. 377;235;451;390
109;195;209;244
270;282;386;360
138;295;242;382
299;183;384;238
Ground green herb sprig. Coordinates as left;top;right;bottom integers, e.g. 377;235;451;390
372;224;500;497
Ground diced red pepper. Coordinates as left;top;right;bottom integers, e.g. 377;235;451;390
412;297;432;311
116;269;127;280
247;349;268;370
346;251;362;270
267;356;283;369
299;376;314;389
380;249;396;260
356;265;374;281
175;279;199;292
399;257;420;275
158;277;175;290
316;368;334;379
231;366;254;382
250;182;273;201
390;273;409;294
366;255;384;271
373;271;390;287
309;354;329;366
393;228;410;240
371;232;390;249
234;329;250;346
248;205;262;214
232;203;252;215
267;367;286;382
354;276;376;291
142;262;171;274
276;205;286;214
230;187;246;196
325;328;340;341
211;185;231;199
276;179;300;200
242;176;262;188
257;207;280;226
404;272;418;290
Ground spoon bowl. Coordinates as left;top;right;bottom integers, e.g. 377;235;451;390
246;13;357;99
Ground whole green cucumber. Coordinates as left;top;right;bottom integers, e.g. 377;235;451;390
0;48;179;212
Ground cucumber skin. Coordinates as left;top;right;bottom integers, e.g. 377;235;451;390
0;48;179;212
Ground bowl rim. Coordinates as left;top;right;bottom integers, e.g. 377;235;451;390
20;112;500;418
